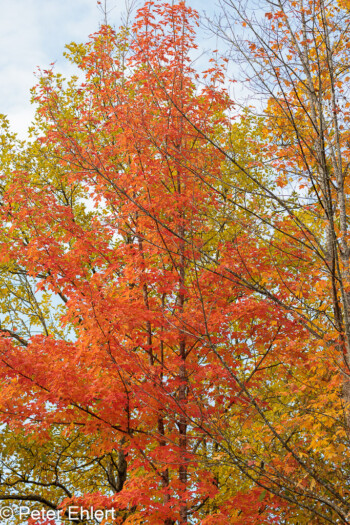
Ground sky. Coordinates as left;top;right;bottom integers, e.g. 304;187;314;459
0;0;218;139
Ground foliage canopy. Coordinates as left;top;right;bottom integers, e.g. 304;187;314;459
0;0;349;523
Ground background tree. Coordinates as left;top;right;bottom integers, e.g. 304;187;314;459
198;0;350;521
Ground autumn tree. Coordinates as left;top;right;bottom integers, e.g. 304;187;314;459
0;0;350;524
0;3;261;523
199;0;350;521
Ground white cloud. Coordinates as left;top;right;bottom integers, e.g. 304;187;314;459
0;0;124;137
